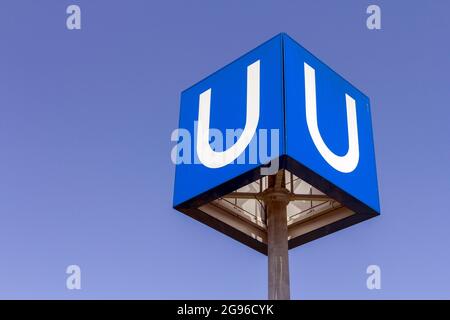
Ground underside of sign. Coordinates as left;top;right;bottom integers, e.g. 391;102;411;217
174;156;378;255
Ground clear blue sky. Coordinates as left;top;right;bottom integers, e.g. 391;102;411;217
1;0;449;299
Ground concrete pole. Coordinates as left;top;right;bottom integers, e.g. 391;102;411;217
264;172;290;300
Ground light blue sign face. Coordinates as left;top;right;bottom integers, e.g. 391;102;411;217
173;36;284;207
283;35;380;213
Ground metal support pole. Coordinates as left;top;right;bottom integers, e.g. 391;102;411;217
263;172;290;300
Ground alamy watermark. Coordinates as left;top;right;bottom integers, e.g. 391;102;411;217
66;5;81;30
366;264;381;290
171;122;280;175
66;264;82;290
366;5;381;30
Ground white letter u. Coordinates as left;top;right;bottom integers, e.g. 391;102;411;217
304;62;359;173
197;60;260;168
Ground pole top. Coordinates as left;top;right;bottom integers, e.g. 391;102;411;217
260;187;290;205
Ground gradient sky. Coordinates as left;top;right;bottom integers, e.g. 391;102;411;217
1;0;449;299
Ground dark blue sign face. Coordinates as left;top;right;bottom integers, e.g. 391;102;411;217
283;36;380;213
173;36;284;207
173;33;380;219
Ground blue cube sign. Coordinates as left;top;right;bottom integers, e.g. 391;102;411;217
173;33;379;251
